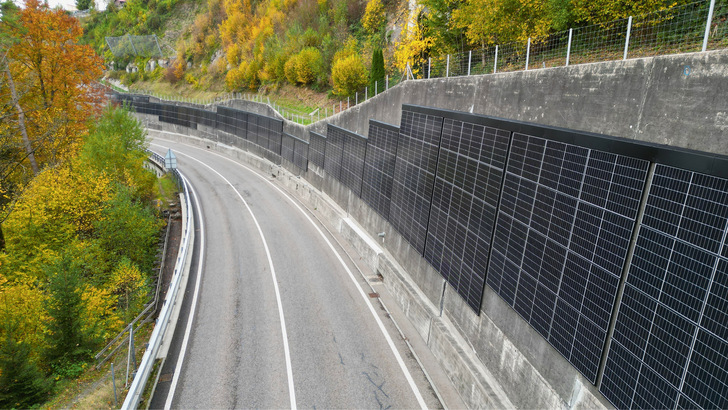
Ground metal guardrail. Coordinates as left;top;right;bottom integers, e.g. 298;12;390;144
121;154;194;409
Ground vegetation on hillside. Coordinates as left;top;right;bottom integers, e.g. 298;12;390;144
1;1;163;407
83;0;703;99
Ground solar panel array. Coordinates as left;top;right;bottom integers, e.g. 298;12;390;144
601;165;728;409
361;120;399;220
309;131;326;169
119;93;728;408
424;118;510;312
389;107;444;254
486;132;650;382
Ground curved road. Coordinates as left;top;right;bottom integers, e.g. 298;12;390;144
148;136;442;409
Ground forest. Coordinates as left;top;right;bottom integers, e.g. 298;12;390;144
0;1;163;407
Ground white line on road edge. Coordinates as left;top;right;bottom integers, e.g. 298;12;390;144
163;172;206;410
157;145;298;410
153;138;427;409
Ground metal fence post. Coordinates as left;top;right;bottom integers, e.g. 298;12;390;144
467;50;472;76
375;81;378;95
386;75;389;90
356;92;358;105
494;45;498;73
702;0;716;51
624;16;633;60
365;87;368;100
566;28;573;66
525;38;531;70
428;57;431;79
339;101;342;112
446;54;450;77
347;97;350;109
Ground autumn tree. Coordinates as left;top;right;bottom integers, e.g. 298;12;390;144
362;0;386;36
451;0;553;48
6;0;104;171
1;0;104;249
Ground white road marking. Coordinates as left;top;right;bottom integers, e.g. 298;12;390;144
152;137;428;409
164;172;206;410
152;142;298;410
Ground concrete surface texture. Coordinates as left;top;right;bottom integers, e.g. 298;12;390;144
323;49;728;157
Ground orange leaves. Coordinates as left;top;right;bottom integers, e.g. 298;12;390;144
7;0;104;171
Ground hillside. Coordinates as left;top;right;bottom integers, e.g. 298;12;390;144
82;0;715;105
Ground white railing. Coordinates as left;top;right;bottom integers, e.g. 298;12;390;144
122;159;194;409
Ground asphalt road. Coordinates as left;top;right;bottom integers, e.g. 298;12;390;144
149;137;441;409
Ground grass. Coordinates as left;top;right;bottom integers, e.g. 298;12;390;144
41;322;154;409
156;173;180;207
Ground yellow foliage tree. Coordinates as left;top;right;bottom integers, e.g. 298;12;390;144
393;6;434;76
362;0;386;35
451;0;551;47
2;164;113;280
331;53;368;96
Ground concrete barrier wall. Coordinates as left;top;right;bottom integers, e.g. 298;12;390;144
324;49;728;155
133;49;728;409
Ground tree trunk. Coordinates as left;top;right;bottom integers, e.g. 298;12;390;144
4;66;39;175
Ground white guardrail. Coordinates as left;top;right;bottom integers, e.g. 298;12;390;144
122;153;194;409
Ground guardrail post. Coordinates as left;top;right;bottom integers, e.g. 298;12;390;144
467;50;472;76
112;363;118;407
702;0;716;51
446;54;450;77
624;16;632;60
525;38;531;70
566;28;573;66
494;45;498;73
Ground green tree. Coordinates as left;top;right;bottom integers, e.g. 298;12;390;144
79;106;155;201
370;48;385;91
44;257;96;377
0;332;52;408
76;0;93;11
95;186;161;274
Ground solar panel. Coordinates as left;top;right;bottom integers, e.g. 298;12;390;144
308;131;326;169
281;133;295;165
361;120;399;220
424;116;510;312
389;106;444;254
331;124;367;197
601;165;728;410
324;125;344;181
487;132;650;382
293;136;309;171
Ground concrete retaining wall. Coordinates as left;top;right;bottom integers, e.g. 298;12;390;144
137;48;728;410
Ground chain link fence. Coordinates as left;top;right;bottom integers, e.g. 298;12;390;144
106;34;165;59
421;0;727;78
